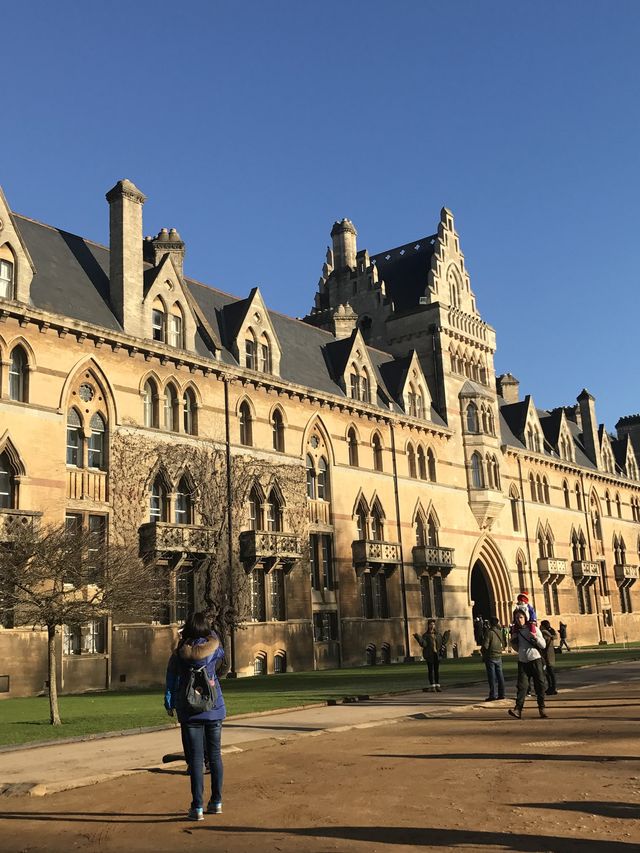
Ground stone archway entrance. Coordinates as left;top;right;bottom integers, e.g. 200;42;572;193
468;537;513;629
471;561;494;621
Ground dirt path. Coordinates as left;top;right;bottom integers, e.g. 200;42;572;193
1;667;640;852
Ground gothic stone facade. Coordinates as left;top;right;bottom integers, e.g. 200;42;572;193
1;182;639;697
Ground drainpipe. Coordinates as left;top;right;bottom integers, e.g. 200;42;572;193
390;422;411;661
223;376;237;677
516;456;536;613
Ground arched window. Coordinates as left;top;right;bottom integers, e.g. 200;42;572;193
239;401;253;446
152;299;166;342
416;515;426;546
245;333;257;370
546;527;555;558
616;493;622;519
427;448;437;482
471;452;484;489
163;384;179;432
0;257;14;299
175;475;194;525
356;501;368;540
407;444;417;479
9;346;28;402
510;487;520;531
271;409;285;452
150;476;169;522
563;480;571;509
317;457;328;500
306;454;316;499
183;388;197;435
248;486;263;530
349;369;359;400
347;428;358;467
466;402;479;433
605;491;612;516
371;504;384;541
426;513;438;547
0;451;16;509
258;334;272;374
517;554;527;590
88;413;106;470
571;530;580;563
537;529;547;559
168;304;184;348
543;476;550;505
536;475;544;503
417;446;426;480
575;482;583;511
491;456;500;490
66;409;83;467
361;369;371;404
530;473;537;502
143;379;158;428
372;433;383;472
266;490;283;532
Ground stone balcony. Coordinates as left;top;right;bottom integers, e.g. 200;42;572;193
0;508;41;541
352;539;401;575
537;557;569;578
571;560;600;579
239;530;303;572
412;545;455;576
307;498;331;526
139;522;217;555
67;469;108;502
614;563;639;582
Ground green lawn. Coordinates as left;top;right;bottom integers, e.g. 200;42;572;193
1;647;638;748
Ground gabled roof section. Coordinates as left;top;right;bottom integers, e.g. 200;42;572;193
499;398;530;442
539;408;563;448
369;235;437;312
0;189;36;305
458;379;493;401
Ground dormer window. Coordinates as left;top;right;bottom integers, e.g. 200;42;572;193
0;259;13;299
168;312;183;348
258;335;272;373
152;306;165;342
245;337;256;370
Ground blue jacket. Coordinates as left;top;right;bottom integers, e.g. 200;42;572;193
164;634;226;723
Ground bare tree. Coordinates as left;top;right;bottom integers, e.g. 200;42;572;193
0;521;163;726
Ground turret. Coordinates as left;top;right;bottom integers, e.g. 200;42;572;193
331;218;357;271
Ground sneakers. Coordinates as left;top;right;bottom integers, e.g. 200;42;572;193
538;708;548;719
508;708;522;719
187;807;204;821
207;802;223;815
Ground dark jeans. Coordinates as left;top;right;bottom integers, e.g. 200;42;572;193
182;720;223;809
545;664;557;693
516;659;546;710
426;657;440;685
484;658;505;699
559;639;570;651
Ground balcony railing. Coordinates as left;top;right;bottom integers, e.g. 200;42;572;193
307;499;331;526
67;469;108;502
239;530;303;572
537;557;568;578
352;539;401;573
139;522;217;555
571;560;600;579
614;563;639;582
412;545;455;576
0;508;41;541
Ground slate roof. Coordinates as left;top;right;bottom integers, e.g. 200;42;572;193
370;235;438;312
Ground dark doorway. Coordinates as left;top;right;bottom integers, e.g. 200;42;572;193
471;561;493;621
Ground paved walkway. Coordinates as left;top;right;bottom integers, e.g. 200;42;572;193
1;660;638;796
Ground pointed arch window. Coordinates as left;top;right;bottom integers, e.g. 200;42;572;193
0;451;16;509
537;529;547;559
575;482;583;511
361;369;371;404
272;409;285;452
371;504;384;541
245;334;257;370
66;409;83;467
536;475;544;503
471;452;484;489
183;388;197;435
168;305;184;348
9;346;28;402
563;480;571;508
416;515;426;547
372;433;383;472
258;334;272;374
466;402;479;433
163;384;179;432
88;413;106;470
530;473;537;502
143;379;158;428
248;486;263;531
150;476;169;522
152;302;166;342
616;493;622;519
306;454;316;499
239;401;253;446
317;457;329;500
347;428;359;467
427;448;436;482
426;513;438;547
0;259;13;300
407;444;417;479
605;491;612;516
266;490;283;532
356;501;368;540
175;475;194;525
417;446;426;480
510;487;520;531
542;476;550;505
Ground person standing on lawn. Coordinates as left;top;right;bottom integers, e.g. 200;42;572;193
481;616;506;701
540;619;558;695
165;612;226;821
508;609;548;719
558;621;570;652
414;619;443;692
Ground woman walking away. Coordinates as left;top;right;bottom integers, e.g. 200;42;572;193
414;619;443;692
540;620;558;695
165;612;226;821
508;609;548;719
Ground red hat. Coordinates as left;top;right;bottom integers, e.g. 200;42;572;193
517;591;529;603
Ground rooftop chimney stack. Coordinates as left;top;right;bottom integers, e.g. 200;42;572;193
496;373;519;404
332;303;358;339
106;179;146;336
151;227;185;280
577;389;602;469
331;219;357;272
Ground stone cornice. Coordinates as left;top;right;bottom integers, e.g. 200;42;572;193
501;444;640;491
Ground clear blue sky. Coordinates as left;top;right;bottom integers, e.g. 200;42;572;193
3;1;639;429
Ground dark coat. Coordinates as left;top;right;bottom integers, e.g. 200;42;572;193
541;628;557;666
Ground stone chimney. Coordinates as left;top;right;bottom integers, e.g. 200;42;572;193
616;414;640;457
578;389;602;468
496;373;519;404
150;227;185;280
106;179;146;336
331;219;357;271
332;303;358;339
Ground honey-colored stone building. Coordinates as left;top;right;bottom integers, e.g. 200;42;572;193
1;181;639;697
